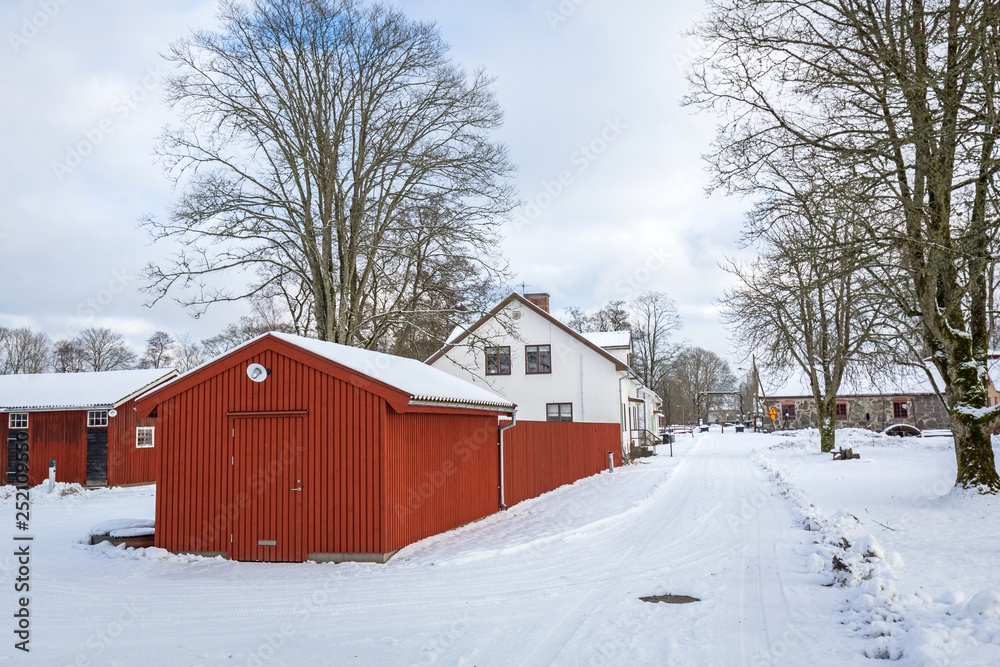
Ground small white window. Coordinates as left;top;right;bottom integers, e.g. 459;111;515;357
88;411;109;427
136;427;155;449
8;413;28;429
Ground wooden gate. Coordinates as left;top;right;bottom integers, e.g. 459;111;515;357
86;429;108;486
229;414;305;562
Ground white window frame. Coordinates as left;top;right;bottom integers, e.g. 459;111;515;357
88;410;109;427
8;413;28;429
136;426;155;449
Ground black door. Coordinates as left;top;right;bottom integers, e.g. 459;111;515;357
86;429;108;486
7;431;27;484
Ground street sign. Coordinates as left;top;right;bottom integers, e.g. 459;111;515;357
768;406;777;420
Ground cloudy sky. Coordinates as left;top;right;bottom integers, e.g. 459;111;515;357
0;0;749;361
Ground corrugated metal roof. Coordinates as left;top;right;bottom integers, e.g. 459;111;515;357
0;369;179;411
580;331;631;349
269;333;515;410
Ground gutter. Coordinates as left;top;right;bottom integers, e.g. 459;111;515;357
498;409;518;510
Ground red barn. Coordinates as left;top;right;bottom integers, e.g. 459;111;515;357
1;369;179;487
135;333;517;563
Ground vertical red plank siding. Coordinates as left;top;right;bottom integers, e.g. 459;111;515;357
154;345;386;559
501;421;620;507
23;411;88;486
382;412;500;553
106;398;158;486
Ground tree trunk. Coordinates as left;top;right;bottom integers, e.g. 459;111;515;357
817;398;836;454
950;412;1000;492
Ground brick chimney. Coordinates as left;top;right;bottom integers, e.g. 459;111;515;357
525;293;550;313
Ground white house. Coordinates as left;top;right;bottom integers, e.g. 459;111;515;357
425;293;661;456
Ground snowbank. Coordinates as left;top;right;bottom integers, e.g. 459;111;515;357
89;518;155;538
754;433;1000;665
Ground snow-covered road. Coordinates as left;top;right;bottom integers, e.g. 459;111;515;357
3;433;864;665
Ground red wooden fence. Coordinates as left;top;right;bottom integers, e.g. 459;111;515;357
502;421;621;507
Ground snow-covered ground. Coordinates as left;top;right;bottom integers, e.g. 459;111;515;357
756;429;1000;666
1;431;998;665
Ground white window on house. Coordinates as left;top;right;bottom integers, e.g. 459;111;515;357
88;410;109;427
136;426;155;449
546;403;573;422
8;413;28;429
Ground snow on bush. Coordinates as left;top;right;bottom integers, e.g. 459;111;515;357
755;438;1000;665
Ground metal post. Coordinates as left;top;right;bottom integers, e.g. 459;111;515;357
607;451;615;473
48;459;56;493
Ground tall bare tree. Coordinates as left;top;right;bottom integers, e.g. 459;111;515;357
174;333;207;372
77;328;136;372
689;0;1000;490
0;327;50;374
53;339;86;373
631;291;682;393
139;331;176;369
722;188;907;452
143;0;515;352
663;347;736;424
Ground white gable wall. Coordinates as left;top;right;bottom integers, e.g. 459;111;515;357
430;300;624;425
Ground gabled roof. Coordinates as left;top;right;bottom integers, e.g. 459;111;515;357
424;293;629;371
269;333;514;410
0;368;180;412
581;331;631;349
137;332;514;415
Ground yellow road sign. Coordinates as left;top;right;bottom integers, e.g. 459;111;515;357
768;406;778;420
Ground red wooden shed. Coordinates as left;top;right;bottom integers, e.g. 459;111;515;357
1;369;179;487
135;332;516;563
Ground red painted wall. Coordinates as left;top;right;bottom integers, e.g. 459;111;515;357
502;421;621;507
383;411;500;553
154;342;389;560
0;404;157;488
146;335;622;562
15;411;90;486
107;398;158;486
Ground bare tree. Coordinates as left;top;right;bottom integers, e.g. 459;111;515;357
0;327;50;374
139;331;175;369
202;299;296;357
722;189;905;452
52;339;86;373
631;291;682;392
663;347;736;424
174;333;207;372
77;328;136;372
143;0;515;351
561;300;632;333
689;0;1000;490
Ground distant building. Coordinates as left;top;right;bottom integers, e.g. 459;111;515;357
759;359;1000;432
1;369;179;486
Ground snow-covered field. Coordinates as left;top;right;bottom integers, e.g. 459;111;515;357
1;431;998;665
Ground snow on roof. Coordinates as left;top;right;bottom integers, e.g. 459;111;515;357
765;362;944;398
269;333;515;410
0;369;179;412
580;331;631;349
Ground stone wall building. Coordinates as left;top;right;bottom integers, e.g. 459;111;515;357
763;392;950;432
763;355;1000;432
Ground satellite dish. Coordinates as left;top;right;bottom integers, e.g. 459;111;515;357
247;363;269;383
108;409;118;418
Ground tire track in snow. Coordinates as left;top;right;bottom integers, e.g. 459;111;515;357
517;434;793;666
